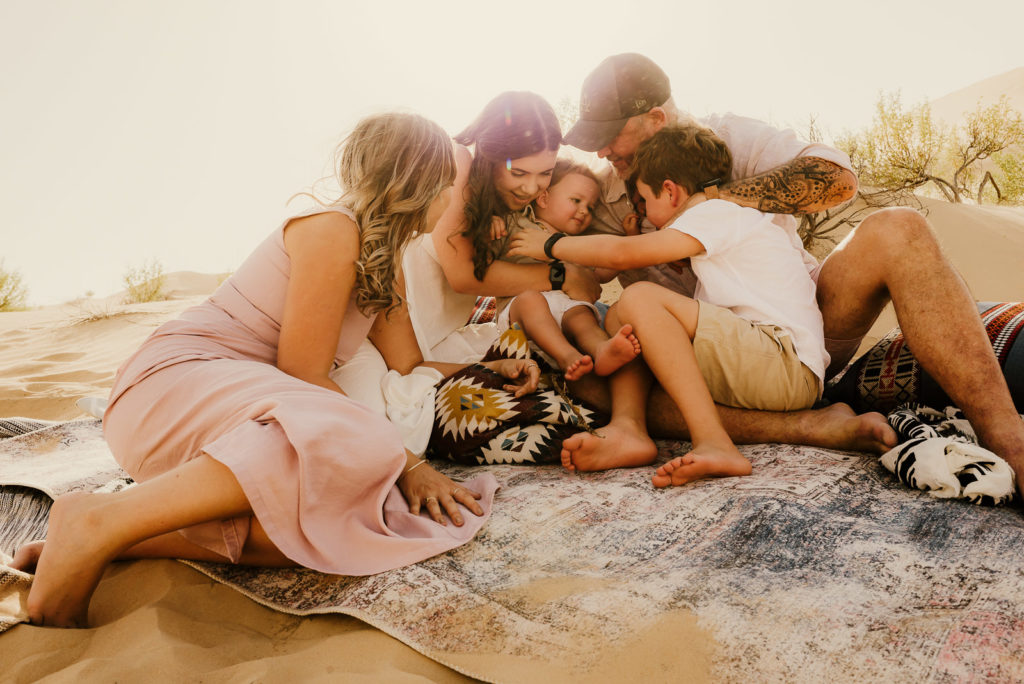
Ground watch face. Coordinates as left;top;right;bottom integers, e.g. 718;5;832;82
549;261;566;290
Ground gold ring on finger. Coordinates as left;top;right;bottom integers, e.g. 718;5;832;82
425;496;438;504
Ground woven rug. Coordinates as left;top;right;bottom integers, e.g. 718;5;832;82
2;419;1024;682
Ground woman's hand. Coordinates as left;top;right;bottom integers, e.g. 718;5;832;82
399;459;484;526
508;224;556;261
482;357;541;398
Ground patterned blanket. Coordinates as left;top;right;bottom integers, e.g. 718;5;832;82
2;419;1024;682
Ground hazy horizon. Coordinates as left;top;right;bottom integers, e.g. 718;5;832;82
3;0;1022;306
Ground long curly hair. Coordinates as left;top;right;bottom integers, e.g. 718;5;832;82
454;92;561;280
330;112;455;316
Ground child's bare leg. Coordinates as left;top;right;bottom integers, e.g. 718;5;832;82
509;291;592;380
15;454;259;627
562;306;641;376
561;304;658;472
614;283;751;487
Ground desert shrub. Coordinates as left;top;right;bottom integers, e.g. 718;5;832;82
836;92;1024;204
122;258;166;303
0;260;29;311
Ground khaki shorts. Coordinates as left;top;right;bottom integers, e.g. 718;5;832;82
693;301;821;411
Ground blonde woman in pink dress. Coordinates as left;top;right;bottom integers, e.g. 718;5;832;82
13;112;540;628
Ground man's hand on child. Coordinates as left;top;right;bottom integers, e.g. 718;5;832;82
621;213;641;236
508;225;556;261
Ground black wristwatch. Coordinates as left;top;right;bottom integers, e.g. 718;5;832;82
543;232;567;260
548;260;566;291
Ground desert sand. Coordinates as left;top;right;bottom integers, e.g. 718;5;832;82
1;196;1022;681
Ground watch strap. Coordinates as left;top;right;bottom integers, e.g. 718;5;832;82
543;232;567;260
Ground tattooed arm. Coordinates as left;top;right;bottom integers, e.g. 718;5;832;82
718;156;858;214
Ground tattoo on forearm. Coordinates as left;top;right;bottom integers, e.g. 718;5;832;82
724;157;855;214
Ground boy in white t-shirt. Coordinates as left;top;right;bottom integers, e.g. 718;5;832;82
509;124;828;487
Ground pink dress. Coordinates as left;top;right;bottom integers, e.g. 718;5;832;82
103;206;497;575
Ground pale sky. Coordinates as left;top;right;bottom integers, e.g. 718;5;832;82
2;0;1022;305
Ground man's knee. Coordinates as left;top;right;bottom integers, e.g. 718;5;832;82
853;207;938;255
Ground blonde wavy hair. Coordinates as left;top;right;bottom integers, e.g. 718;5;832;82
311;112;456;316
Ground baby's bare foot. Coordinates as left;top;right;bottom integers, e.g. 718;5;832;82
652;444;751;488
562;354;594;381
593;325;641;376
562;421;657;473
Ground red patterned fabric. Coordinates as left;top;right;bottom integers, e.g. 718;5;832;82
467;296;497;324
825;302;1024;413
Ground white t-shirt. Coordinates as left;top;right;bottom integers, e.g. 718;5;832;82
667;200;829;384
591;112;854;295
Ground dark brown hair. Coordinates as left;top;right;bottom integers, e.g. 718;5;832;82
454;91;562;279
631;124;732;196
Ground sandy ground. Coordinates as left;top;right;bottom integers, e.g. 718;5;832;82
1;198;1022;681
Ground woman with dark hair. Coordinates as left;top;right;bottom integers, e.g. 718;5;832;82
400;91;603;364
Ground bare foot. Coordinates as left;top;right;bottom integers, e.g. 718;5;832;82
11;540;45;573
25;492;122;628
652;444;752;488
561;421;657;472
593;325;642;376
811;403;898;454
562;354;594;381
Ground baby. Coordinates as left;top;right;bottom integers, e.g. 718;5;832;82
494;159;640;380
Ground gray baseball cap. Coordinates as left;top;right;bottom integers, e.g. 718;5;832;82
564;53;671;152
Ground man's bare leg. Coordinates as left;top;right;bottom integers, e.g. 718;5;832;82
569;371;896;453
817;207;1024;491
11;454;263;627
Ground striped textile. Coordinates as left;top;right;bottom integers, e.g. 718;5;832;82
467;296;497;325
0;418;59;439
0;486;50;557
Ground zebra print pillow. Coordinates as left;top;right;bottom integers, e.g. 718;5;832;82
881;404;1016;506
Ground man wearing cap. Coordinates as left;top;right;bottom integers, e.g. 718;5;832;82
562;53;1023;489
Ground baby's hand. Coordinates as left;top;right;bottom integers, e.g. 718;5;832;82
508;225;556;261
621;213;641;236
489;215;508;242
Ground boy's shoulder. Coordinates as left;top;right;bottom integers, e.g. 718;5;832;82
672;199;764;227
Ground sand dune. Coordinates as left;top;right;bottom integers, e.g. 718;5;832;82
930;66;1024;124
